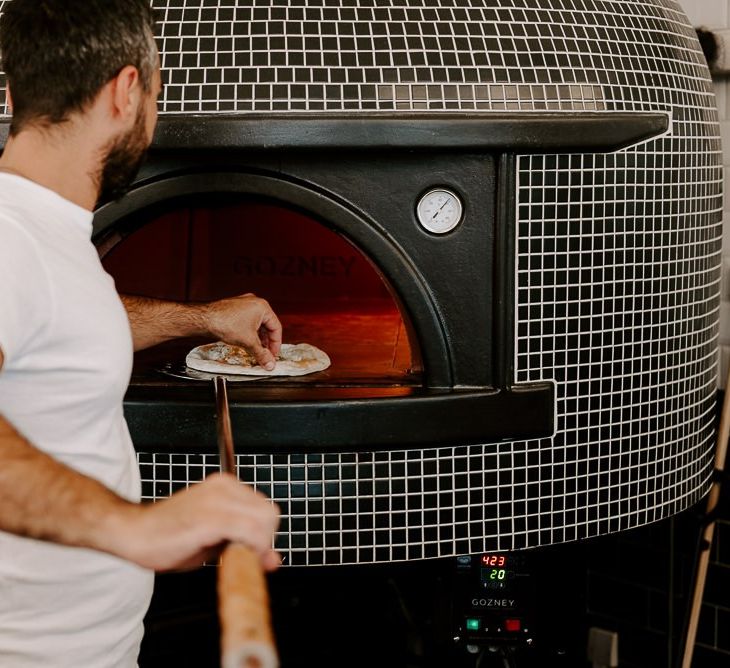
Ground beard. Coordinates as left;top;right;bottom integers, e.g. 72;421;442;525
96;105;150;206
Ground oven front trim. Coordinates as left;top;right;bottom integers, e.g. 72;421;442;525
96;168;556;451
0;112;668;153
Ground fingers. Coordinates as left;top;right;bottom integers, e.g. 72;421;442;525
205;475;280;555
246;299;282;367
250;340;276;371
169;544;226;572
207;294;283;367
259;307;283;358
124;476;281;571
261;550;282;572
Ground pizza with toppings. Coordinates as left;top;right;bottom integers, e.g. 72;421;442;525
185;341;331;377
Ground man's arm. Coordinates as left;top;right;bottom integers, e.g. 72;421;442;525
0;348;280;572
121;293;283;370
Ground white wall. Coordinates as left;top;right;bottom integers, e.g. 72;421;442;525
676;0;730;387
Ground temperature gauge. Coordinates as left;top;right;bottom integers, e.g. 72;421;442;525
416;188;463;234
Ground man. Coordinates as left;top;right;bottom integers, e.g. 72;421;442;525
0;0;281;665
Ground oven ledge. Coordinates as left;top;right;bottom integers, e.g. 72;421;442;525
124;382;554;453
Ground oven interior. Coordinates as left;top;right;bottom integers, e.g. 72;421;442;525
102;195;422;394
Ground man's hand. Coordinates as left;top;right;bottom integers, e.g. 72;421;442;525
204;294;282;371
109;474;281;572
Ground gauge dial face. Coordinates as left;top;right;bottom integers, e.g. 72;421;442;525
416;189;463;234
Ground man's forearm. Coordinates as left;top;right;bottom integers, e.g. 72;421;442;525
0;414;140;558
120;293;283;369
120;295;209;351
0;413;281;572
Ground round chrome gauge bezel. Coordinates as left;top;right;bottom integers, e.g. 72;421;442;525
416;188;464;235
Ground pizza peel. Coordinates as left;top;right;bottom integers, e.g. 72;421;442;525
214;376;279;668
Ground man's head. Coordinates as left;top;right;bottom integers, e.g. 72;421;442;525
0;0;157;135
0;0;161;202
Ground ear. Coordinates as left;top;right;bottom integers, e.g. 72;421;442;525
5;83;13;114
109;65;142;123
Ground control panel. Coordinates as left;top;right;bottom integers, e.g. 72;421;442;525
452;552;536;651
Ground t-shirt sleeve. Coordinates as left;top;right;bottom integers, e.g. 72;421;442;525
0;219;53;365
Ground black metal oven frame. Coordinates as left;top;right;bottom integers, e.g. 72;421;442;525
3;112;667;453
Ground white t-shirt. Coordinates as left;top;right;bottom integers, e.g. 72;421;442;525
0;174;154;667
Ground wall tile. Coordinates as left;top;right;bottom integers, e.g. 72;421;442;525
616;627;668;668
587;572;651;627
693;645;730;668
718;521;730;565
717;607;730;652
696;603;716;647
648;590;670;632
703;564;730;607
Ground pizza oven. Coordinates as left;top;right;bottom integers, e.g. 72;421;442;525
0;0;722;570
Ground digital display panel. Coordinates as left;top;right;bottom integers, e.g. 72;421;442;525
481;554;507;567
479;554;512;589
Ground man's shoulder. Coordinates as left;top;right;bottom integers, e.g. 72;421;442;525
0;203;56;364
0;207;43;256
0;208;53;299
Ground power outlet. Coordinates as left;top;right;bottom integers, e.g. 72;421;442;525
587;627;619;668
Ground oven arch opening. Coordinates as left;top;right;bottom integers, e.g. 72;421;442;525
94;171;448;389
100;195;424;390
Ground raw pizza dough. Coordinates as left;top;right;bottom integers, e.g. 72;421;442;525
186;341;331;377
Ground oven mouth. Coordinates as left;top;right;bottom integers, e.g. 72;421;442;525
99;191;423;395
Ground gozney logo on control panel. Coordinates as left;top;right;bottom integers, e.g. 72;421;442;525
471;598;516;608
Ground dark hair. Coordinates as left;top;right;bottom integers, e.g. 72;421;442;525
0;0;157;136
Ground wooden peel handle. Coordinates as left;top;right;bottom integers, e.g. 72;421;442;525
218;544;278;668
